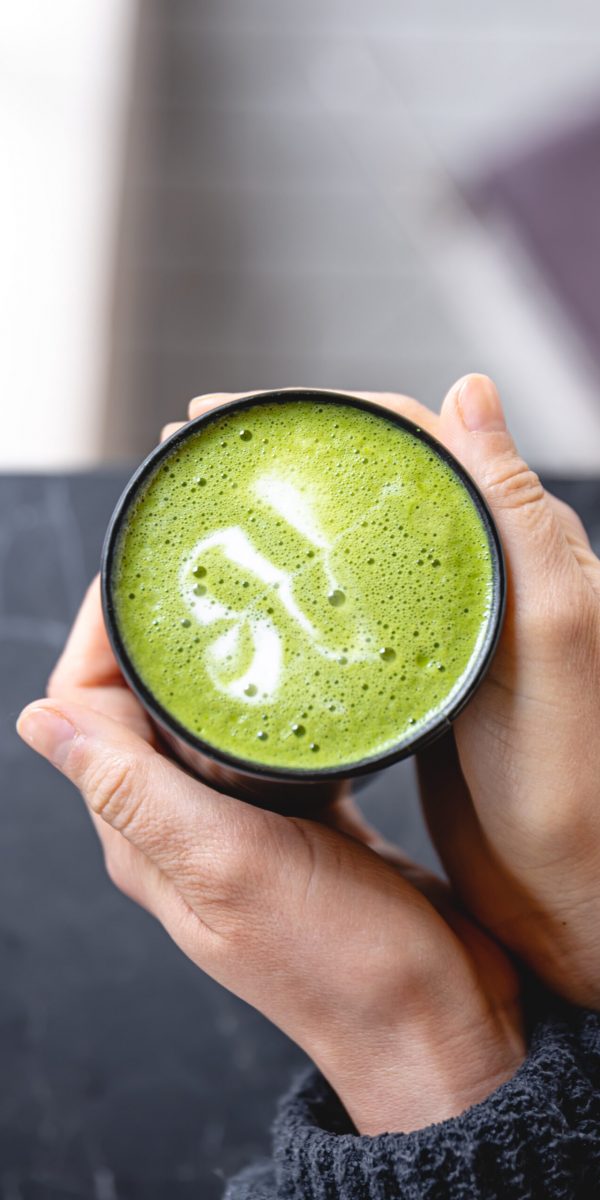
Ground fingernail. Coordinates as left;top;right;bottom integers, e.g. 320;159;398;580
456;375;506;433
17;706;77;769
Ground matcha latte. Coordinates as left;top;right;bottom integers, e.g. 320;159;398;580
104;394;502;775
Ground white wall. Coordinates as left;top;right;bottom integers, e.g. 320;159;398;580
0;0;138;468
3;1;600;472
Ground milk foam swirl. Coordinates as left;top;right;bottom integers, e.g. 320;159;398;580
179;474;375;702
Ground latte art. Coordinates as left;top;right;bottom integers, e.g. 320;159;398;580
112;400;494;769
178;475;386;704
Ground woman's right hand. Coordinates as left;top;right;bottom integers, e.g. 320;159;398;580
415;374;600;1010
177;383;600;1011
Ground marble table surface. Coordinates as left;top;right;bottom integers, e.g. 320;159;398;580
2;471;599;1199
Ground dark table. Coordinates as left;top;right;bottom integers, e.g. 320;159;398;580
2;472;599;1199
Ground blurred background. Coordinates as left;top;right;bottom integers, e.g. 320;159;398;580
3;0;600;471
3;2;600;1197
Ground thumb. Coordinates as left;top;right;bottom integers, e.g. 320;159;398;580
440;374;571;605
16;698;262;893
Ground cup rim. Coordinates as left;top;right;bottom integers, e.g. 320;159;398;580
101;388;506;782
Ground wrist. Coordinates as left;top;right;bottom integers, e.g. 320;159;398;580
313;1000;525;1135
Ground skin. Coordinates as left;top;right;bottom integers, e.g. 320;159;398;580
168;380;600;1008
417;379;600;1011
16;374;600;1135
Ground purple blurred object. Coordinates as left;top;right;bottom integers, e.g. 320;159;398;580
468;109;600;373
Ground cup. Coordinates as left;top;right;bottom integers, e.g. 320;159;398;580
101;389;505;815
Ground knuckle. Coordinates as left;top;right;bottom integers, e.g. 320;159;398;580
195;815;274;922
188;393;217;417
84;753;145;835
205;840;255;909
484;455;545;515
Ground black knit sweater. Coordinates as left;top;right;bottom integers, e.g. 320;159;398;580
225;1000;600;1198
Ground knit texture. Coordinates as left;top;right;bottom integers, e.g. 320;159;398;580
225;1002;600;1199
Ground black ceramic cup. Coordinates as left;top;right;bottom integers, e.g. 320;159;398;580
101;389;505;816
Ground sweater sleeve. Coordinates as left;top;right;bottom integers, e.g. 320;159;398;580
225;1000;600;1199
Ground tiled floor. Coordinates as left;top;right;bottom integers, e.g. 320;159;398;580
102;1;600;471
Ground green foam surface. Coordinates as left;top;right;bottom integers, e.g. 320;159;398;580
112;400;494;769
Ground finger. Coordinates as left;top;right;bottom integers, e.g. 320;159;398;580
48;577;120;692
319;787;379;844
46;580;152;739
322;790;429;870
323;790;453;915
417;732;479;871
439;375;574;607
187;389;441;440
160;421;186;443
188;391;265;420
416;733;490;923
416;732;528;945
16;698;273;905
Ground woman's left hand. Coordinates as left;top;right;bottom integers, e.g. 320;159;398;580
17;507;524;1139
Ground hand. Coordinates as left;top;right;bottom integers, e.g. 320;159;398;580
165;383;600;1009
413;374;600;1010
16;396;525;1136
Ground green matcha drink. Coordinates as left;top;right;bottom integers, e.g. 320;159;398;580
108;397;496;772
